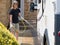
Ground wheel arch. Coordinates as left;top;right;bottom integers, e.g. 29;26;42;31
43;28;50;45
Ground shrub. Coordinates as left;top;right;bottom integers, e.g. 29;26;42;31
0;22;19;45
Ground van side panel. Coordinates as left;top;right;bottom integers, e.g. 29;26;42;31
55;14;60;45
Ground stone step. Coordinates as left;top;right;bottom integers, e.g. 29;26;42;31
19;30;37;37
20;26;36;30
19;20;36;23
19;23;36;28
29;14;37;15
18;37;34;45
18;37;41;45
25;17;37;20
25;14;37;16
25;16;37;18
19;20;37;30
24;15;37;20
25;18;37;20
19;20;36;26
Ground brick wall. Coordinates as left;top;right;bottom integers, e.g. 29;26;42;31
0;0;11;27
24;0;37;20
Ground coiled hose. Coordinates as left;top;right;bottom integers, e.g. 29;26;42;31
20;19;27;33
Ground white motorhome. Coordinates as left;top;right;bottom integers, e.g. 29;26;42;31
37;0;60;45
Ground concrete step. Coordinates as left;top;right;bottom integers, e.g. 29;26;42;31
19;20;36;26
25;18;37;20
19;30;37;37
18;37;41;45
19;25;36;30
19;20;37;30
19;26;33;30
18;37;34;45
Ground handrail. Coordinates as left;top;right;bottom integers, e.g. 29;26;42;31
20;16;36;30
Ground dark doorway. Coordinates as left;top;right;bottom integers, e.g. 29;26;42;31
16;0;21;8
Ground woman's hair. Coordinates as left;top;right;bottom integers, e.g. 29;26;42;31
11;1;18;9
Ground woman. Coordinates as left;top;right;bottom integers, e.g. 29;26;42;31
9;1;20;40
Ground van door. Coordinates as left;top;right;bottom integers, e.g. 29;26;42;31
55;0;60;45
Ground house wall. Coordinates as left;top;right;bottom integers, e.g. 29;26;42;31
24;0;37;20
0;0;11;27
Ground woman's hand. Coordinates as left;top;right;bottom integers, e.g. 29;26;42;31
10;22;13;28
10;15;13;28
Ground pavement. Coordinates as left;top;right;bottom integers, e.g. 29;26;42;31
18;30;41;45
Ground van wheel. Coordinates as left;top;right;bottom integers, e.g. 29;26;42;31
45;40;47;45
44;35;48;45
